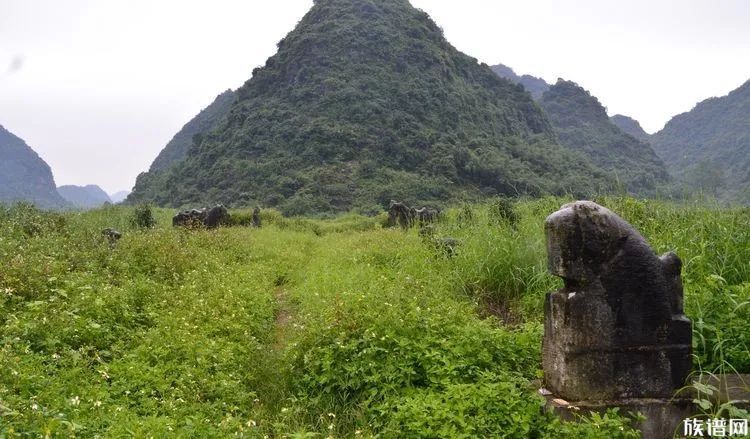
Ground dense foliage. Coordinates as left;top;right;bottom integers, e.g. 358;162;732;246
146;90;237;173
0;124;69;209
490;63;550;100
1;197;747;437
651;79;750;203
539;80;670;193
610;114;651;143
129;0;614;214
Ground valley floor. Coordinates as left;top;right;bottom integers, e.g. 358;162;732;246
0;198;748;437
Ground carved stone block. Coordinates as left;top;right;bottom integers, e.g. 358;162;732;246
542;201;692;401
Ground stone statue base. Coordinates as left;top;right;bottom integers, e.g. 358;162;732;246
541;374;750;439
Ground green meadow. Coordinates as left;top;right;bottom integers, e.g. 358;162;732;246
1;197;748;438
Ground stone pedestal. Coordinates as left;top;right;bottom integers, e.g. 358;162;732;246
541;374;750;439
543;289;692;400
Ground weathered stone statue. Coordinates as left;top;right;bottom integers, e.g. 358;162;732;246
415;207;441;226
204;205;229;229
173;205;230;229
101;228;122;247
173;209;205;228
542;201;691;401
388;200;414;230
252;207;262;228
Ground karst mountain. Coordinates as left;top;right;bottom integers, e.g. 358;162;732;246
538;80;670;192
148;89;236;173
490;64;670;193
0;124;69;209
128;0;615;214
651;79;750;202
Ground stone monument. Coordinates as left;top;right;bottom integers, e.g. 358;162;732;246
542;201;692;401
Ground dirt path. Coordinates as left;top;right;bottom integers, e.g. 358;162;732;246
271;286;293;351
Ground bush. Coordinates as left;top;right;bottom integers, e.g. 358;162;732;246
381;373;542;438
130;203;157;229
488;196;518;227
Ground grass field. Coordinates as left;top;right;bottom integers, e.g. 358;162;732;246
1;197;748;437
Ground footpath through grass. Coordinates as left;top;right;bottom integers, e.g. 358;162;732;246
0;197;748;437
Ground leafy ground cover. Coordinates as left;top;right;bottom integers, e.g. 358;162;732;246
0;198;747;437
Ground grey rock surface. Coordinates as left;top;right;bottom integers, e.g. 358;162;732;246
542;201;692;401
173;205;229;229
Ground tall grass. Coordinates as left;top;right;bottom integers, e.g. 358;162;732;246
0;197;747;437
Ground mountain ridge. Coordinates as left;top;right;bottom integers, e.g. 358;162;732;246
149;89;236;173
129;0;613;213
57;184;112;209
490;63;550;100
610;114;651;143
651;79;750;202
539;79;670;193
0;124;69;209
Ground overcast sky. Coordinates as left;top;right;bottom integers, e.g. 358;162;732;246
1;0;749;193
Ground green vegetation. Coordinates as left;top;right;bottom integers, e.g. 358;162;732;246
539;80;670;193
129;0;614;214
1;197;747;437
610;114;651;143
145;90;236;174
0;124;69;209
130;204;157;229
490;63;550;101
651;80;750;204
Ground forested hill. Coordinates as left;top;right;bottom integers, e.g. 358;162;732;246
610;114;651;143
0;124;69;209
148;89;236;172
491;63;550;100
651;79;750;203
539;80;670;193
128;0;613;214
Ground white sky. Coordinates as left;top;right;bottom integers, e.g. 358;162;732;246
1;0;748;193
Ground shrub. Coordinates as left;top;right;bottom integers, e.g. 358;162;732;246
130;203;157;229
488;196;518;227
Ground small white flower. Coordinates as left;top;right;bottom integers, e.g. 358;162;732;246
281;407;289;413
94;400;102;407
31;403;38;410
70;396;80;406
246;419;256;427
328;424;335;430
328;413;336;418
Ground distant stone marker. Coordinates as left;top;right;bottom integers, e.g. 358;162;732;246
542;201;692;401
172;205;230;229
252;207;261;228
101;228;122;247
